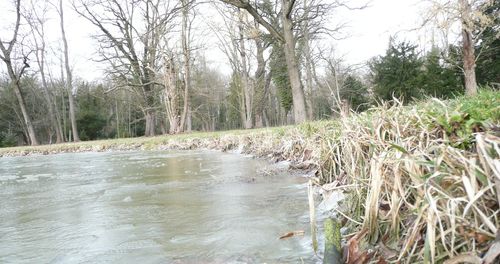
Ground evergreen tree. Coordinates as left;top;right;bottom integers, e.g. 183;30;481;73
76;85;107;140
370;41;423;103
420;48;463;98
475;1;500;87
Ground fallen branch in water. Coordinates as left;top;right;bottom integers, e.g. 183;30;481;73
279;230;305;240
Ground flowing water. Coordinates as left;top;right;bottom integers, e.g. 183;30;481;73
0;150;314;263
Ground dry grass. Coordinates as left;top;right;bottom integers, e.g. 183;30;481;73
318;91;500;263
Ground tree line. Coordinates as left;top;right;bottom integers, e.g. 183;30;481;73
0;0;498;147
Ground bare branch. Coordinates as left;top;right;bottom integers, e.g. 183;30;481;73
219;0;285;42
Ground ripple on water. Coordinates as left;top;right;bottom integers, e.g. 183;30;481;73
0;175;18;181
0;150;314;263
15;173;54;182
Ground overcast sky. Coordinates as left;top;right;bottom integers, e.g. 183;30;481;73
335;0;424;65
0;0;426;81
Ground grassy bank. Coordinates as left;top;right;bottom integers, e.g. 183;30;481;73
1;90;499;263
320;91;500;263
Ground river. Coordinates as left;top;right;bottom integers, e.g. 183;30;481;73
0;150;315;263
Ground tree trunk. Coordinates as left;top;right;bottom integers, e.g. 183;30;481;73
303;0;314;120
12;81;39;146
461;28;477;96
163;57;181;134
67;86;79;141
263;110;269;127
238;11;253;129
61;82;68;141
281;0;307;124
115;100;120;138
459;0;477;96
186;107;192;132
179;0;190;132
255;114;264;128
59;0;80;142
2;63;39;146
53;98;64;142
145;110;156;136
11;103;29;145
169;116;179;134
253;29;270;129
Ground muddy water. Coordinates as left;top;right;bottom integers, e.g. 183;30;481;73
0;150;315;263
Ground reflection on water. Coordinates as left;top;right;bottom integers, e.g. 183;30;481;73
0;150;314;263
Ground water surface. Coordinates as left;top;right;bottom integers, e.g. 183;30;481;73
0;150;313;263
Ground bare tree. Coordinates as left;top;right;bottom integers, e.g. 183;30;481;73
219;0;357;123
189;54;226;131
253;33;271;128
57;0;79;141
0;0;39;145
219;0;308;124
75;0;180;136
319;48;349;115
209;5;259;129
163;55;182;133
161;0;194;134
237;10;254;129
25;0;65;143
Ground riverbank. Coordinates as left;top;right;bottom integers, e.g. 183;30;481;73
0;125;322;172
1;90;499;262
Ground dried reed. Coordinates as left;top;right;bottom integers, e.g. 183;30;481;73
319;94;499;263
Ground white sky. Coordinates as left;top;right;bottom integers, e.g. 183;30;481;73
0;0;427;81
335;0;424;65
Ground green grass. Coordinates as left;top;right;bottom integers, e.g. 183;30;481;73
455;89;500;121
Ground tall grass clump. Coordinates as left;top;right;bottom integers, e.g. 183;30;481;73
321;90;499;263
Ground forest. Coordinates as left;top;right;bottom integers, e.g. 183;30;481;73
0;0;498;147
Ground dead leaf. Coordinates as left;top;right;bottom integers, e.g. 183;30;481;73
343;228;370;264
474;232;492;244
279;230;305;240
351;251;369;264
